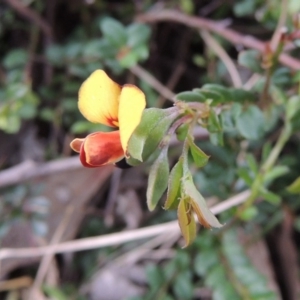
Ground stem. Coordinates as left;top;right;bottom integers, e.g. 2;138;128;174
261;123;291;172
239;122;292;211
261;41;285;106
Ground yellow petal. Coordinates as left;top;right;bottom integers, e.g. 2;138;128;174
118;84;146;153
78;70;121;127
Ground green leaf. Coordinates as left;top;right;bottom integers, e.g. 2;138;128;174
175;91;206;103
131;44;149;60
263;165;289;185
272;67;291;86
147;148;169;210
46;45;65;66
173;270;194;300
127;23;151;48
202;84;232;102
100;17;127;48
240;206;258;221
65;42;82;59
68;64;90;78
229;88;257;103
245;153;258;175
179;0;194;14
146;264;165;290
237;167;253;186
238;49;263;73
234;0;256;16
119;51;139;68
165;158;183;210
43;286;68;300
194;88;224;104
183;174;222;228
287;177;300;194
286;95;300;121
262;142;272;163
176;123;189;141
207;109;222;132
127;108;178;161
0;114;21;134
18;103;36;119
260;188;281;205
3;49;28;69
177;198;197;247
209;131;224;146
83;40;106;60
208;110;223;145
194;250;219;276
188;136;209;168
98;39;118;58
236;105;265;140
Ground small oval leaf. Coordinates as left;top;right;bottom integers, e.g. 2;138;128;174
175;91;206;103
177;199;197;247
164;157;183;210
188;136;209;168
183;175;222;228
100;18;127;48
147;148;170;211
128;108;178;161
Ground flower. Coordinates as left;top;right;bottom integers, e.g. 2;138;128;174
70;70;146;167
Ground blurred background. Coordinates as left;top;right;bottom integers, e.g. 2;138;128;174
0;0;300;299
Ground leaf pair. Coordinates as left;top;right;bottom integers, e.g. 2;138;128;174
164;141;222;247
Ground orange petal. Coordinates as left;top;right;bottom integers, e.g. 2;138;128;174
70;138;85;153
118;84;146;154
81;131;124;167
78;70;121;127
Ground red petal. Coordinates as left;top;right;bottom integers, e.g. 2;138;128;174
70;138;85;153
80;131;124;167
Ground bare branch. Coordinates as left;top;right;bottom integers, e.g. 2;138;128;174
0;157;81;188
200;30;243;88
0;190;250;261
137;10;300;71
130;64;175;101
4;0;53;38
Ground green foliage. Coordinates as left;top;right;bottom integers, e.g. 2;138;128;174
127;108;178;162
132;227;277;299
287;177;300;194
165;158;183;210
0;185;50;238
235;105;265;140
2;2;300;299
146;148;170;210
46;18;151;75
238;49;263;73
177;84;256;106
0;50;39;133
188;136;209;168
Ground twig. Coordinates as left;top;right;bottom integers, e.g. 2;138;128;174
0;131;209;189
270;0;288;51
137;10;300;71
156;63;185;106
104;168;123;226
111;231;179;266
4;0;53;38
243;74;262;90
0;157;82;188
200;30;243;88
130;64;175;101
28;205;74;298
0;190;250;260
0;276;32;292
